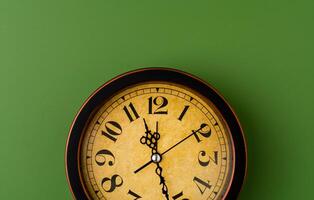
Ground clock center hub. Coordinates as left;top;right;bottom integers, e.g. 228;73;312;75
151;153;162;163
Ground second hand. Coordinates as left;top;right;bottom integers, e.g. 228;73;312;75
134;124;207;174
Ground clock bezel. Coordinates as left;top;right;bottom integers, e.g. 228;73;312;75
65;67;247;200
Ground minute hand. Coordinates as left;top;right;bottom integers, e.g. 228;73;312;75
134;124;207;174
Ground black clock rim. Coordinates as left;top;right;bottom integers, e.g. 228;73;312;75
65;67;247;200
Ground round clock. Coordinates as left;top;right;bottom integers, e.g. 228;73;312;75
65;68;247;200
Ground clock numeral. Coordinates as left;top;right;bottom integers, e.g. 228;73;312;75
172;191;189;200
95;149;115;166
193;177;212;195
193;123;211;143
128;190;142;199
178;105;190;121
123;103;140;122
101;121;122;142
148;96;168;114
101;174;123;193
198;150;218;167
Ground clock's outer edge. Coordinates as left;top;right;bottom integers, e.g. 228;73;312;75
65;67;247;200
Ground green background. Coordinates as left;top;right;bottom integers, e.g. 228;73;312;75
0;0;313;199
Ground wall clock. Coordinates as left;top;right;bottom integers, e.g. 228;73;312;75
65;68;247;200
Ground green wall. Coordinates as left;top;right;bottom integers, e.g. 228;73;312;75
1;0;313;199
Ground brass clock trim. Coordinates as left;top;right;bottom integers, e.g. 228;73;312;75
65;67;247;200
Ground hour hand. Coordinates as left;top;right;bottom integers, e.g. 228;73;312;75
140;118;153;147
140;119;160;153
143;118;150;133
136;121;161;174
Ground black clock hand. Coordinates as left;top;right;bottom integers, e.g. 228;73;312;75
136;118;155;173
161;123;207;156
134;159;153;173
139;120;169;200
140;118;160;153
134;123;208;174
153;122;169;200
155;162;169;200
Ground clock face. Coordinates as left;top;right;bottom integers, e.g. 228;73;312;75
66;68;246;200
80;82;234;200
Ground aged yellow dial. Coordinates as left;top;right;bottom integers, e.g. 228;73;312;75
79;82;235;200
